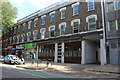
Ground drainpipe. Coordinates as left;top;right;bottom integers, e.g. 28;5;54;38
101;0;107;65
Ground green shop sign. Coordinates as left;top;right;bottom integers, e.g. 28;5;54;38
25;43;36;48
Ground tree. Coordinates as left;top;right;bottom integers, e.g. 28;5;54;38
0;0;17;29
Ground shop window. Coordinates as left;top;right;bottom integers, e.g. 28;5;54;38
49;25;55;37
86;14;97;31
72;2;79;15
27;32;31;41
71;19;80;33
59;22;66;36
107;2;114;12
33;30;38;40
40;28;45;39
41;15;46;25
60;7;66;19
87;0;94;11
34;18;38;27
28;21;32;29
50;11;55;22
109;20;116;31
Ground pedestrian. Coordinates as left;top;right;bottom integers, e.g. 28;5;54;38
32;52;36;64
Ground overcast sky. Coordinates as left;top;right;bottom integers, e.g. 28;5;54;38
9;0;62;22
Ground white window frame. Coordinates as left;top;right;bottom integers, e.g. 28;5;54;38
86;14;97;31
14;27;16;34
49;25;55;37
60;7;66;19
27;32;31;41
59;22;67;36
107;2;115;12
13;36;16;43
33;30;38;40
9;37;12;44
72;2;79;16
40;28;46;39
22;23;26;31
49;11;55;22
17;35;20;43
71;19;80;34
87;0;95;11
21;34;25;43
34;18;38;27
18;25;21;32
41;15;46;25
28;21;32;29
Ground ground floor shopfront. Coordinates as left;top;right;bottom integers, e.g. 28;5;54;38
36;30;107;65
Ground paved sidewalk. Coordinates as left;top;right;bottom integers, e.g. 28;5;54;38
16;61;120;74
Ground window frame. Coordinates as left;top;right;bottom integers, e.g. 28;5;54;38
59;22;67;36
86;14;97;31
72;2;79;16
71;19;80;34
34;18;38;27
40;28;46;39
21;34;25;43
60;7;66;19
49;11;55;22
87;0;95;11
28;21;32;29
41;15;46;25
49;25;55;38
17;35;20;43
33;30;38;40
27;32;31;41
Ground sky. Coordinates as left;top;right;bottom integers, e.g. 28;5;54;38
9;0;62;22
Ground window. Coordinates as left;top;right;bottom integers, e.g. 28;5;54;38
71;19;80;33
86;14;97;31
87;0;94;11
118;20;120;30
40;28;46;39
50;11;55;22
22;34;25;42
60;7;66;19
116;1;120;10
22;23;26;31
49;25;55;37
107;2;114;12
27;32;31;41
28;21;32;29
9;37;12;44
34;18;38;27
33;30;38;40
72;2;79;15
14;27;16;34
109;20;116;31
59;22;66;36
18;25;21;32
41;15;46;25
17;35;20;43
13;36;16;43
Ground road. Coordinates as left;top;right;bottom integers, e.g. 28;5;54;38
0;62;119;80
0;62;73;80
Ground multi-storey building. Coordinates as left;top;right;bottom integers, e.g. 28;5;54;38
2;0;119;65
104;1;120;64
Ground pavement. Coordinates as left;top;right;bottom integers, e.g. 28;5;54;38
16;60;120;75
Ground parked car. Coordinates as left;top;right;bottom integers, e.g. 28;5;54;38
0;55;4;62
4;55;24;64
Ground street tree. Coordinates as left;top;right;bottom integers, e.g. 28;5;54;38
0;0;17;29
